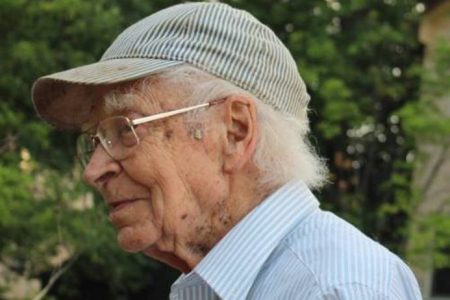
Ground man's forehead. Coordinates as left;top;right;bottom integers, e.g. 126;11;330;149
102;80;172;113
79;79;178;131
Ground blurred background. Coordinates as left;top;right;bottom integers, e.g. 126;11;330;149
0;0;449;299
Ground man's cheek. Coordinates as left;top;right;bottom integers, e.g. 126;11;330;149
122;150;156;182
149;185;166;227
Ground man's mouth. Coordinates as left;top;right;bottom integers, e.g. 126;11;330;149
106;196;150;226
108;198;141;214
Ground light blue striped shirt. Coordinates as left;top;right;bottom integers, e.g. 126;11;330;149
169;181;422;299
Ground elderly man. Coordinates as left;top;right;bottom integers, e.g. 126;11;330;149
32;2;421;299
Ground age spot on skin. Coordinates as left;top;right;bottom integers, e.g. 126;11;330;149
216;199;231;226
195;225;205;234
165;130;174;139
219;214;231;226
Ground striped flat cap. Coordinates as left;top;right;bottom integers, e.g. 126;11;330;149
32;2;310;129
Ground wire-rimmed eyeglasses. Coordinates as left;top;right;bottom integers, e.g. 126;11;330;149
77;98;226;167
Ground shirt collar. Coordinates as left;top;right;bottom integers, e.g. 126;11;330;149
180;180;319;300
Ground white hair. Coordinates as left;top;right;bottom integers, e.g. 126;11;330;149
116;64;328;189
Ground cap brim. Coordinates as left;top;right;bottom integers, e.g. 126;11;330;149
32;58;184;130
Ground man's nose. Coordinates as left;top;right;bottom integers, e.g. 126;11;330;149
82;145;121;189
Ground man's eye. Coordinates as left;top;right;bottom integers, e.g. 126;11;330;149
118;125;136;141
118;125;138;147
118;125;133;136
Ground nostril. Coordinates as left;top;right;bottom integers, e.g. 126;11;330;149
96;171;116;185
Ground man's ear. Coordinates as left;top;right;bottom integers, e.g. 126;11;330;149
222;95;258;173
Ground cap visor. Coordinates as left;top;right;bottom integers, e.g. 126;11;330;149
32;58;184;129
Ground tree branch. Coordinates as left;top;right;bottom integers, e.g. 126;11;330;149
421;143;449;196
31;253;80;300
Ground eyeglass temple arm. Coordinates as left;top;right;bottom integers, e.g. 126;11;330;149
131;98;226;126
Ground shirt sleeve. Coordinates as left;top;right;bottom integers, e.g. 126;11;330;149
388;259;423;300
308;255;423;300
310;283;384;299
312;266;422;300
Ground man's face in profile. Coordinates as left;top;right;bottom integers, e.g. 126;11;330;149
81;82;231;272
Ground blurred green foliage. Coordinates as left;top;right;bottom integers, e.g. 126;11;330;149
0;0;449;299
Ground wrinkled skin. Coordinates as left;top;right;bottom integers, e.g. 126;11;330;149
82;82;266;272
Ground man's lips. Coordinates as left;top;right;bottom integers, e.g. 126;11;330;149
107;198;144;214
105;196;150;227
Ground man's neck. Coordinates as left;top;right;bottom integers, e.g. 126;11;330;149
149;169;280;273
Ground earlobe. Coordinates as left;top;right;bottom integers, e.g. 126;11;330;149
223;96;258;173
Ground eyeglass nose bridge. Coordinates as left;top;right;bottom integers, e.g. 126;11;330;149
93;132;116;162
82;134;109;166
90;134;101;149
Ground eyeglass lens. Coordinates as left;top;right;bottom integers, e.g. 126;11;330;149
76;116;140;167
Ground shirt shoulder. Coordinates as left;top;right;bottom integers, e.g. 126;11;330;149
248;210;422;299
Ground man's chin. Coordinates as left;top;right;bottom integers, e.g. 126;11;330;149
117;226;158;253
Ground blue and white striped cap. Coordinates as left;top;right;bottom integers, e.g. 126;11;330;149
32;2;310;129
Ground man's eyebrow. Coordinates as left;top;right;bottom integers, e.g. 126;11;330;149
104;92;136;114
